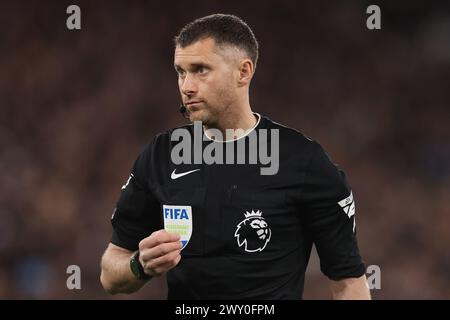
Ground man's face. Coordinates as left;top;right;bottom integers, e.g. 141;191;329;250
174;37;239;126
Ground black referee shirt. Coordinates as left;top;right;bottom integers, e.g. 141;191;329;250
110;114;366;299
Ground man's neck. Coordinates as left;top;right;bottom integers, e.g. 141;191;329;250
204;107;257;141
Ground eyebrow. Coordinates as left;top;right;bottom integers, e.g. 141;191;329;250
174;62;212;71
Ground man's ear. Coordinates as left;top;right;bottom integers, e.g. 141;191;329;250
237;59;254;87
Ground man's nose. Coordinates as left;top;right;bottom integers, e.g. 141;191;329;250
181;73;198;96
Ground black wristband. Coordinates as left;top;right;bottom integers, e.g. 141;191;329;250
130;250;152;280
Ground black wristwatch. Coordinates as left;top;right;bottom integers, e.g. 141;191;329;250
130;250;152;280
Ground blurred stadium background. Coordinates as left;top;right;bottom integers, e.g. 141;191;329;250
0;0;449;299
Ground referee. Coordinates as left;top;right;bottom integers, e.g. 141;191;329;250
100;14;370;299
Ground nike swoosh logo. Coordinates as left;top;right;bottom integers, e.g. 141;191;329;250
171;168;200;180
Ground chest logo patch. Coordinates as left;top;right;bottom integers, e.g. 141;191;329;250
163;205;192;250
234;210;271;252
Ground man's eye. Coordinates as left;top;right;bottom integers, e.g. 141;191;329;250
197;66;207;74
177;70;186;77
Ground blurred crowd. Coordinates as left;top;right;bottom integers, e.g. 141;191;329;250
0;0;449;299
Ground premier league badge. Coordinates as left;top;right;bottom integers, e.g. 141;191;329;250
234;210;271;253
163;205;193;250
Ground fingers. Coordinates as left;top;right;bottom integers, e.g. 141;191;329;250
140;241;182;262
139;229;180;252
143;249;182;276
138;229;183;277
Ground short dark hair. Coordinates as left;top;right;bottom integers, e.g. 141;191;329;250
174;14;259;68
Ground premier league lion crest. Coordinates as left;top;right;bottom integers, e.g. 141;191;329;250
234;210;271;252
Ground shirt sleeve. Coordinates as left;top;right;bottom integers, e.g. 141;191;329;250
301;141;366;280
110;142;162;251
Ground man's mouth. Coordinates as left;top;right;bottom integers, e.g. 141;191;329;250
185;101;203;112
185;100;203;106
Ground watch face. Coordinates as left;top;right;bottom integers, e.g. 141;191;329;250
130;256;141;278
